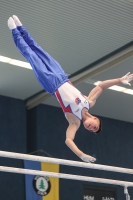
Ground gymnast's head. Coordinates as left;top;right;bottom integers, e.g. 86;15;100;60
83;113;102;134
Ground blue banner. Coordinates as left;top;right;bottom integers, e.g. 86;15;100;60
24;160;41;200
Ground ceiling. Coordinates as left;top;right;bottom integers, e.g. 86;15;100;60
0;1;133;123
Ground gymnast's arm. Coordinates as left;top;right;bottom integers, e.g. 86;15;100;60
65;121;96;163
65;122;83;158
87;72;133;108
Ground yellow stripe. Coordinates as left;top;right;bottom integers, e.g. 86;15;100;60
41;162;59;200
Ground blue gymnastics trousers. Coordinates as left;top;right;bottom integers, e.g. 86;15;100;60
11;26;69;94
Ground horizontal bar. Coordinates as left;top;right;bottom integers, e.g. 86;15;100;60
0;151;133;175
0;165;133;187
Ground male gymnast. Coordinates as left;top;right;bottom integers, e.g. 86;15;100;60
7;16;133;163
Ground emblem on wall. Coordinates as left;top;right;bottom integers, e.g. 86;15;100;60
33;175;51;196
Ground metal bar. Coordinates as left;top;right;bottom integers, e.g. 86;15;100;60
0;165;133;188
124;187;130;200
1;150;133;175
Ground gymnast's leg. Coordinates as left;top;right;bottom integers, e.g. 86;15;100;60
12;15;68;79
7;17;57;94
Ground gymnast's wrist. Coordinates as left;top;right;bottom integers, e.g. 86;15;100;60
80;153;85;159
118;78;122;84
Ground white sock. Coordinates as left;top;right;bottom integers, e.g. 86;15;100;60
7;17;16;30
13;15;22;26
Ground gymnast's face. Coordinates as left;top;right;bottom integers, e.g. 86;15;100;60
83;117;100;132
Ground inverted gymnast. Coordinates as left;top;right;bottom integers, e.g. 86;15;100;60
8;16;133;163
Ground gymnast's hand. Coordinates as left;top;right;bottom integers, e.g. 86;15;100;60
80;154;96;163
120;72;133;86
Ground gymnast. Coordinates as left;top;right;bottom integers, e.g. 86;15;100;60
7;16;133;163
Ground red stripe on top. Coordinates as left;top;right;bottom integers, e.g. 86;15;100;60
55;90;72;113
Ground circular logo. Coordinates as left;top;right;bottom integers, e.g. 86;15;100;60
33;176;51;196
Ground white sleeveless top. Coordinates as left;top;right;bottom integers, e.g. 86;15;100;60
55;81;90;120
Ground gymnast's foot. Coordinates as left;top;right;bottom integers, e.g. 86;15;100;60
12;15;22;27
7;17;16;30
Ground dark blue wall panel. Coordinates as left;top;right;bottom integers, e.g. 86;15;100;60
0;95;27;200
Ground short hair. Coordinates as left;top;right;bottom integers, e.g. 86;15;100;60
95;117;102;134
